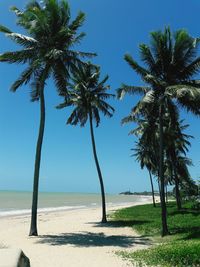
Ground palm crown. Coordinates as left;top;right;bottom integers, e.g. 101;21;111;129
0;0;95;99
57;62;115;126
118;27;200;117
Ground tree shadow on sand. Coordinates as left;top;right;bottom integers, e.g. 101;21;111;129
36;231;151;248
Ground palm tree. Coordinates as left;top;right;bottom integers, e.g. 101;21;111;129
0;0;95;236
130;117;158;207
131;106;193;210
165;115;193;209
118;27;200;236
134;141;157;207
57;62;114;223
177;161;196;199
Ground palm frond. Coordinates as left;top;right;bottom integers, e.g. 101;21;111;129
117;84;150;99
121;114;136;125
52;60;69;96
69;11;85;31
92;107;100;127
68;50;97;59
10;65;35;92
72;32;86;45
0;25;12;34
124;54;150;77
66;108;79;125
5;32;37;48
0;49;36;64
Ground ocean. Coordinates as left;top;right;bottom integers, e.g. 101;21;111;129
0;191;150;217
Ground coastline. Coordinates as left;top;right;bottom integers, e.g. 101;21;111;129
0;192;153;218
0;197;154;267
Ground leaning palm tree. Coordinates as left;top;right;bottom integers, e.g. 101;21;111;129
57;62;114;223
0;0;95;236
118;27;200;236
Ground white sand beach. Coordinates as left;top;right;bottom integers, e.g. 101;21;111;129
0;201;153;267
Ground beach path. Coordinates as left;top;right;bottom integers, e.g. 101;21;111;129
0;205;150;267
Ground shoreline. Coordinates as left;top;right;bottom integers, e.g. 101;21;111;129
0;195;153;219
0;198;155;267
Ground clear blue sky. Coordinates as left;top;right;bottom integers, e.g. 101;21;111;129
0;0;199;193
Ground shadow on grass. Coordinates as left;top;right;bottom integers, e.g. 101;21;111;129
36;231;151;248
170;209;200;216
171;226;200;240
90;220;150;228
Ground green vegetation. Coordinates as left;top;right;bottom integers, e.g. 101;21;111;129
117;27;200;236
119;240;200;267
112;201;200;266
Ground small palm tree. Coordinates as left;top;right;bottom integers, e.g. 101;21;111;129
118;27;200;236
130;116;158;207
132;107;193;210
165;115;193;209
133;141;157;207
0;0;95;236
57;62;114;223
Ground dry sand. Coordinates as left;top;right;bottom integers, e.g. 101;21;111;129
0;201;153;267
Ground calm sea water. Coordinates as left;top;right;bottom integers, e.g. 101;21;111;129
0;191;150;217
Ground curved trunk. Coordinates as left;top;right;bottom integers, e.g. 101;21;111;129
159;104;169;236
89;111;107;223
148;170;156;207
29;86;46;236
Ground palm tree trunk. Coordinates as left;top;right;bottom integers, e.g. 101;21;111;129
89;111;107;223
171;153;182;210
148;170;156;207
159;103;169;236
29;86;45;236
165;185;168;203
157;176;161;199
174;172;182;210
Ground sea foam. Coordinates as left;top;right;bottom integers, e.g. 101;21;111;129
0;205;86;217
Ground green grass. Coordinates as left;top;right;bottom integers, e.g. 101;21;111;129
118;240;200;267
112;201;200;267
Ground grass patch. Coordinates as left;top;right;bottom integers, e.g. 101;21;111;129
118;240;200;267
112;201;200;240
112;201;200;266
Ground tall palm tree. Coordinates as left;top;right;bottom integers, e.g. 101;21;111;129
0;0;95;236
57;62;114;223
118;27;200;236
